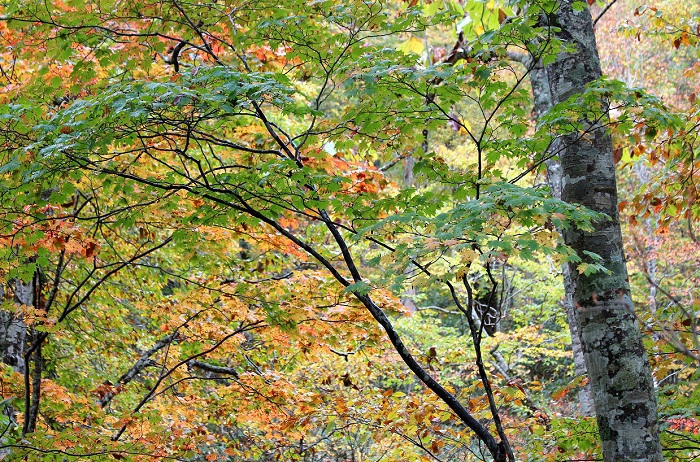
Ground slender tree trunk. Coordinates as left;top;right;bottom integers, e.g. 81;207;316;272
20;269;42;436
545;1;663;460
400;146;418;313
23;327;42;435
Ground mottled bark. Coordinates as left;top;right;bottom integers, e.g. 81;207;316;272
529;63;595;416
0;281;30;374
0;282;28;458
545;1;663;460
0;311;26;374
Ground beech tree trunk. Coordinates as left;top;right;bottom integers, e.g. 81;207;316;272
529;63;595;416
544;1;664;460
0;281;30;374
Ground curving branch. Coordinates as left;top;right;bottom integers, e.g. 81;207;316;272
593;0;620;26
164;40;186;73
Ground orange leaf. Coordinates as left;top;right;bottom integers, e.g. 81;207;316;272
681;32;691;46
551;385;571;401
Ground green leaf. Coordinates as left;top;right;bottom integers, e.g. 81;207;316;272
344;281;373;295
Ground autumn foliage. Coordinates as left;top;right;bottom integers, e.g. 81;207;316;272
0;0;698;461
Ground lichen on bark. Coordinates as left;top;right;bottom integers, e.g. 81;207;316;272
544;1;664;460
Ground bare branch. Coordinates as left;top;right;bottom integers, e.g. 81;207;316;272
593;0;620;26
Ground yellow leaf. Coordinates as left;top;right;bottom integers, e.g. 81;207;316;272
397;36;425;55
456;266;469;280
459;248;478;264
534;230;553;246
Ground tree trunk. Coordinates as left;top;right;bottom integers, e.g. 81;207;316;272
545;1;664;460
0;281;30;374
530;63;595;416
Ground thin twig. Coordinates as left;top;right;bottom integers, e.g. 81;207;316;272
593;0;620;26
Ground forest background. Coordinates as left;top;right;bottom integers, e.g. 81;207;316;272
0;0;698;461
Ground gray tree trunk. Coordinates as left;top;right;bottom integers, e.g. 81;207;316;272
544;1;664;460
530;63;595;416
0;278;31;459
0;281;30;373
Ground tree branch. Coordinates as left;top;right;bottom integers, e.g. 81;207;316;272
187;360;239;378
99;332;181;408
593;0;620;26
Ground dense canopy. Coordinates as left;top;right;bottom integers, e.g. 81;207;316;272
0;0;698;461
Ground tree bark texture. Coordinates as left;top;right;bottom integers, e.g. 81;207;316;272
545;1;664;460
0;281;30;374
530;63;595;416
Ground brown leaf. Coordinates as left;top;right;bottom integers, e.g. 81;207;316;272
84;241;98;258
613;147;623;164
